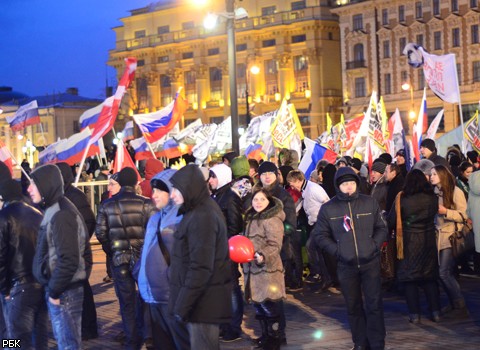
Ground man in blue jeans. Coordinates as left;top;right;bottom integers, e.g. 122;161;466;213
29;164;91;349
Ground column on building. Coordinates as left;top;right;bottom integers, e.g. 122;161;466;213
168;67;183;101
194;64;209;123
147;70;160;111
221;62;230;118
307;48;323;137
277;52;292;100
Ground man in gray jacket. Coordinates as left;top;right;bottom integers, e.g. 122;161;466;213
29;164;91;350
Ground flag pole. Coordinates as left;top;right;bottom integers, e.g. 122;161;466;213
74;130;94;187
454;64;466;154
5;147;32;182
39;121;47;147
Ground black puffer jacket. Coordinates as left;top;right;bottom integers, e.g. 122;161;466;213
95;186;155;267
57;162;96;237
313;167;388;267
0;200;43;294
211;184;244;237
169;164;232;324
387;192;439;281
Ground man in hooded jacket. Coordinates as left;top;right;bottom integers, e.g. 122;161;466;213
169;164;232;350
313;167;387;350
209;163;244;341
28;164;91;350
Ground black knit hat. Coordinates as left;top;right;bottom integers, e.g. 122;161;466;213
117;167;138;187
0;179;23;202
395;149;405;157
371;160;387;174
467;151;479;163
420;138;436;153
378;153;393;164
110;172;120;183
350;158;362;171
335;167;359;187
258;161;278;176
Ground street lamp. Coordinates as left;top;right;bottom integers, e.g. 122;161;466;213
203;1;248;155
22;139;36;166
245;64;260;126
401;81;416;133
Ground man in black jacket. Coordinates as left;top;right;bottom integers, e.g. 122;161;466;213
0;179;48;349
313;167;388;350
169;164;232;350
28;164;91;350
420;138;450;169
56;162;98;340
96;167;154;350
209;163;244;342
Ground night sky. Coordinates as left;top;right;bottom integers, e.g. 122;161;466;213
1;0;155;100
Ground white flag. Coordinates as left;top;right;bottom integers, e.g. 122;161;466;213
426;109;444;140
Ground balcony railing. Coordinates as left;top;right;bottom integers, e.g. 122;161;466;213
346;60;366;69
115;7;337;52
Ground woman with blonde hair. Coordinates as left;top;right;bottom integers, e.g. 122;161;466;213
430;165;469;317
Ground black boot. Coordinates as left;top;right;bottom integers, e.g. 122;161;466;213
252;317;268;348
263;317;281;350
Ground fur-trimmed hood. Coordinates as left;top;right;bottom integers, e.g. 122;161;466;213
246;197;285;222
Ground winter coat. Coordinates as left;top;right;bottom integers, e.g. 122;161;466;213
302;180;330;226
370;175;388;212
427;151;450;170
57;162;96;237
313;167;388;267
0;200;43;294
95;186;155;267
467;171;480;253
168;164;232;324
211;184;244;237
243;198;286;303
138;169;180;304
31;164;90;299
139;158;164;198
434;186;468;251
385;173;405;213
387;192;439;282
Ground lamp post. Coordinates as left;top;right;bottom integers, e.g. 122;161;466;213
226;0;239;155
245;64;260;126
202;1;248;155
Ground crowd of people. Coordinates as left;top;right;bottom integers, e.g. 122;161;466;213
0;137;479;350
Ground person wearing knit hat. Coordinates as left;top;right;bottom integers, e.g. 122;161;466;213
257;161;278;177
230;156;250;179
378;153;393;165
313;165;387;350
118;167;139;187
0;178;48;348
222;151;238;166
370;159;388;211
139;158;165;198
420;138;450;169
95;165;155;348
395;149;408;178
350;158;370;195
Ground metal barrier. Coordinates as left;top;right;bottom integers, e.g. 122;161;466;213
75;180;109;216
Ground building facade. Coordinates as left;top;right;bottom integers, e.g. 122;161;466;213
108;0;343;138
333;0;480;135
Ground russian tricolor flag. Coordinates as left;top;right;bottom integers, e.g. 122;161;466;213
299;138;338;179
55;128;99;166
130;136;158;161
6;100;40;131
79;97;113;130
133;91;188;144
121;121;134;141
0;141;13;176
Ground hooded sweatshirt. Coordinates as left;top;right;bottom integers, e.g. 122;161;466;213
139;159;165;198
138;169;181;303
31;164;90;298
